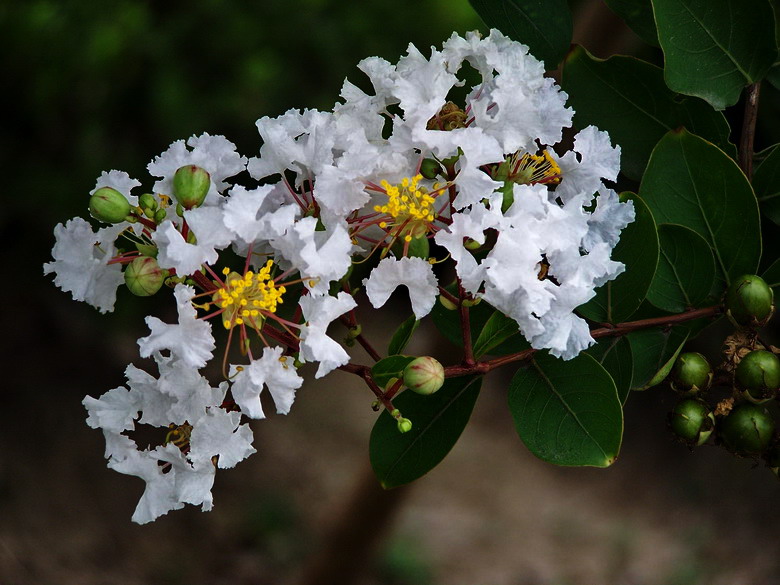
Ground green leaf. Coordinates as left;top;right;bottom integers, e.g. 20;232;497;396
369;376;482;488
431;291;494;348
628;326;689;389
508;352;623;467
468;0;572;69
653;0;777;109
579;193;659;323
761;258;780;289
562;47;735;180
388;316;420;356
646;224;716;312
472;310;524;358
639;129;761;286
604;0;659;46
371;355;416;389
754;144;780;226
586;336;634;404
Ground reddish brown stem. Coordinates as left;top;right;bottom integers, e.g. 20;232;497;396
739;82;761;181
457;281;475;366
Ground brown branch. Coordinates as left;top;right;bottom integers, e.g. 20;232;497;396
458;280;476;367
739;82;761;181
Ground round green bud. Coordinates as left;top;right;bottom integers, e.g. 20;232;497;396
726;275;774;327
403;356;445;395
173;165;211;209
735;350;780;403
420;158;443;180
89;186;131;224
671;352;712;393
464;238;482;251
668;398;715;446
719;403;776;456
124;256;166;297
153;208;168;224
397;417;413;433
138;193;157;212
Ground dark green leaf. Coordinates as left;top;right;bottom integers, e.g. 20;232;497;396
388;316;420;356
579;193;659;323
639;129;761;286
628;326;689;389
653;0;777;109
562;47;734;180
761;258;780;289
508;352;622;467
604;0;659;46
473;310;524;358
468;0;572;69
754;144;780;226
431;292;494;348
372;355;416;389
586;336;634;404
370;376;482;488
646;224;716;312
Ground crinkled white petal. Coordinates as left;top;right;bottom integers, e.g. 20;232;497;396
229;346;303;419
43;218;125;313
138;285;215;369
554;126;621;204
363;256;438;319
83;386;139;434
298;292;357;378
154;444;216;512
189;409;255;469
223;183;298;244
582;188;635;251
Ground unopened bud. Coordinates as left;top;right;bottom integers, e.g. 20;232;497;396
464;238;482;251
397;417;413;433
736;350;780;403
173;165;211;209
403;356;445;395
726;274;774;327
153;208;168;224
719;403;776;456
89;187;131;224
124;256;166;296
439;294;458;311
138;193;157;212
668;398;715;446
671;352;712;394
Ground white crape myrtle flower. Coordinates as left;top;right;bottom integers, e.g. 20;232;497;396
189;409;256;469
364;256;439;319
298;291;358;378
552;126;621;204
229;346;303;419
43;217;126;313
222;183;299;244
138;284;216;369
147;133;248;207
92;169;141;207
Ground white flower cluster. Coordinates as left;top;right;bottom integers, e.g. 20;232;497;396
45;30;633;522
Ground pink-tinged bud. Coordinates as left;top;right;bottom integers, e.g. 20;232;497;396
172;165;211;209
403;356;445;395
124;256;166;296
89;187;131;224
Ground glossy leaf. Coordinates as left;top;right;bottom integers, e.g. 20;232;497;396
371;355;416;389
388;316;420;356
579;193;659;323
754;144;780;226
370;376;482;488
472;310;529;358
639;129;761;286
468;0;572;69
562;47;734;180
653;0;777;109
508;352;622;467
628;326;689;389
646;224;716;312
586;336;634;404
431;289;495;348
604;0;658;46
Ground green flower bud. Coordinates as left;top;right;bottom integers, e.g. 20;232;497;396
420;158;443;180
719;403;776;456
138;193;157;212
403;356;445;395
439;294;458;311
397;417;413;433
89;187;131;224
668;398;715;446
173;165;211;209
736;350;780;403
671;352;712;394
464;238;482;251
124;256;166;297
153;208;168;224
726;274;774;327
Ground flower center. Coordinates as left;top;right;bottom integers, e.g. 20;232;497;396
503;150;562;185
373;175;438;239
215;260;286;330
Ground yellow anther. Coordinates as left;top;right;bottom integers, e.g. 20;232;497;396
222;267;230;275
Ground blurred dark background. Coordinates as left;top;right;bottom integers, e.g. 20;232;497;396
4;1;780;584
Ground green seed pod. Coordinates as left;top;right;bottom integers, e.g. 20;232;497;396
736;350;780;403
668;398;715;446
420;158;443;180
671;352;712;394
173;165;211;209
89;186;131;224
726;275;774;327
719;403;776;456
403;356;445;395
124;256;166;297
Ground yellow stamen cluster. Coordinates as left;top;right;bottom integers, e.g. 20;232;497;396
373;175;437;227
510;150;562;185
216;260;285;330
